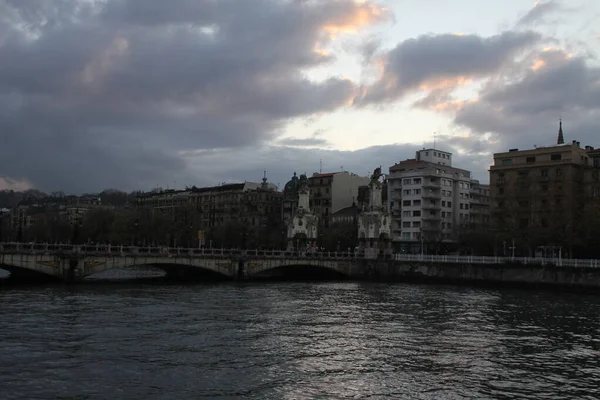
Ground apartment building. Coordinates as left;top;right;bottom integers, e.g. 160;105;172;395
469;180;490;230
387;149;480;249
136;179;282;230
308;171;370;227
489;130;591;249
583;148;600;218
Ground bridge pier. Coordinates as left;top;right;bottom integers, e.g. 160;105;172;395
235;260;247;280
62;259;85;283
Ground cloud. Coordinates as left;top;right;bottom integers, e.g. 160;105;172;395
277;131;330;147
517;1;561;26
0;0;388;193
454;47;600;150
355;31;541;104
0;176;31;191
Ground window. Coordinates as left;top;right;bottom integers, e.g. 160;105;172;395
459;182;464;188
551;154;562;161
413;210;421;217
465;204;469;210
499;187;504;194
526;156;536;163
447;202;452;208
413;189;421;195
403;200;411;206
403;179;411;185
541;169;548;177
502;159;513;165
556;168;563;176
441;190;446;196
425;152;429;156
447;190;452;197
402;211;411;217
442;211;446;218
413;178;422;184
402;221;411;228
541;184;548;191
413;200;421;206
403;190;411;195
402;232;411;240
412;221;421;228
442;201;446;207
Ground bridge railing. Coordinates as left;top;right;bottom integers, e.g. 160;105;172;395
0;243;356;260
3;242;600;267
394;254;600;268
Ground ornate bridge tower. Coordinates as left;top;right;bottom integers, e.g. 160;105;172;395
286;174;318;251
357;167;392;258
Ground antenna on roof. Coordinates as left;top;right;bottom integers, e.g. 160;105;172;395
433;132;437;149
320;159;322;174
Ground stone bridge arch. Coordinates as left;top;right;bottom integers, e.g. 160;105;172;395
80;256;236;279
0;254;64;281
246;258;352;278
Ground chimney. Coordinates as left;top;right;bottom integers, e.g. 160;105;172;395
577;141;580;148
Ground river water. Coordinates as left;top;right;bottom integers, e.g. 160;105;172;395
1;282;599;399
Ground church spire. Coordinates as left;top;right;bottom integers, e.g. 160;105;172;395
557;119;564;145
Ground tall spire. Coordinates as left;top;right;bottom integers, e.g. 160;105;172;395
557;119;564;145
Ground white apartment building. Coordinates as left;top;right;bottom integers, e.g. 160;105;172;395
387;149;479;246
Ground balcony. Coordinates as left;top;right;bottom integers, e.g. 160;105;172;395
422;180;441;188
421;190;441;199
421;213;441;221
422;202;441;210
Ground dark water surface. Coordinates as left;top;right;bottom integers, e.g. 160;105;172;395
1;282;599;399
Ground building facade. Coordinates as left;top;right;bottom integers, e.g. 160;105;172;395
469;180;490;231
308;171;370;227
387;148;487;251
489;126;592;254
136;179;282;231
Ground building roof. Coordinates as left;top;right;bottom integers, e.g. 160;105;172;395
389;160;426;170
587;148;600;157
332;205;358;217
190;183;246;193
310;172;340;178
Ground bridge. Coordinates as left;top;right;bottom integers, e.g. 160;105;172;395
0;243;360;282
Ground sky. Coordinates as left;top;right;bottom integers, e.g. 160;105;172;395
0;0;599;193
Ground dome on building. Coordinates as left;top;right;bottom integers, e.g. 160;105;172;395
284;172;299;196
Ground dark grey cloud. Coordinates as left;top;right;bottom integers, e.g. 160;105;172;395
277;130;329;147
355;30;541;104
454;49;600;150
0;0;387;192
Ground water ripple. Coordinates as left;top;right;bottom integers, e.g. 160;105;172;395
1;283;600;399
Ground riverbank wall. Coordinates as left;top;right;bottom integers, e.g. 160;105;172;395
362;260;600;290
